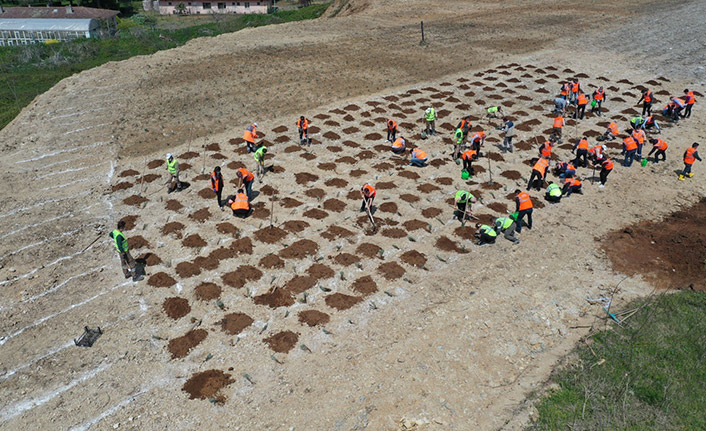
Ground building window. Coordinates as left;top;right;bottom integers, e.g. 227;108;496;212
257;1;260;4
236;1;240;4
231;2;235;5
188;2;191;5
244;2;249;7
203;2;211;7
168;1;172;4
218;2;225;8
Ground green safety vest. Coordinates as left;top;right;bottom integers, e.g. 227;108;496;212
487;106;499;114
479;225;497;237
425;108;435;121
455;128;464;144
630;116;643;125
455;190;473;203
495;217;513;230
167;159;178;174
254;146;267;162
547;183;562;197
112;229;128;253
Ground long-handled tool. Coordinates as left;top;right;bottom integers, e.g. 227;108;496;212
362;193;376;230
487;156;493;185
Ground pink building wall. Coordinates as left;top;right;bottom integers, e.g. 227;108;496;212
158;0;270;14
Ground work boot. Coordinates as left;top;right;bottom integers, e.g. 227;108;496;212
678;175;685;181
688;173;694;178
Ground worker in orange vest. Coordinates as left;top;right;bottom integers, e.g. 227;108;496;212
470;130;486;153
591;86;606;116
243;122;258;153
682;89;695;119
632;128;647;160
552;115;564;139
554;161;576;179
574;91;589;120
562;177;583;197
601;121;619;141
623;136;638;167
679;143;701;181
669;96;685;122
513;190;533;233
228;189;251;218
360;183;376;212
599;157;614;188
391;136;406;154
387;119;398;142
539;139;553;158
210;166;224;210
461;149;478;175
569;79;580;105
235;167;255;200
647;138;668;164
527;157;549;191
456;116;472;140
297;116;310;144
559;82;570;100
410;148;428;167
572;137;590;168
638;88;653;116
589;144;606;163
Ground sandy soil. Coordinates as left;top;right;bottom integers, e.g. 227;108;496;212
1;1;705;430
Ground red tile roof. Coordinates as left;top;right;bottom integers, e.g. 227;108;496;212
0;6;119;20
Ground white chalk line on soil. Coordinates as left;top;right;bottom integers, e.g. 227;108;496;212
35;162;109;180
63;123;110;136
0;278;130;347
0;226;84;261
15;141;109;164
0;191;92;220
0;362;113;423
49;107;109;121
23;265;109;305
0;201;102;241
69;385;154;431
41;177;93;191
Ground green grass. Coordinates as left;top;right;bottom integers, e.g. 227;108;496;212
0;3;329;130
529;291;706;431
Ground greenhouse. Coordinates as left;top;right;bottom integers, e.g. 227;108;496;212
0;18;100;46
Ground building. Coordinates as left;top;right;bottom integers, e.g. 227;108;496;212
0;5;119;46
144;0;273;15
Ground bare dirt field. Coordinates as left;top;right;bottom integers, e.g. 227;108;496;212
1;0;705;430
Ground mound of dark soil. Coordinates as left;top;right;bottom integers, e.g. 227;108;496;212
163;297;190;320
168;329;207;359
298;310;330;327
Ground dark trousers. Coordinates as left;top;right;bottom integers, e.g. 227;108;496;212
683;104;693;118
215;189;223;207
246;140;256;152
479;233;496;244
636;143;643;159
299;128;308;141
574;149;588;168
527;169;544;191
642;102;652;116
462;159;474;174
545;193;561;203
471;141;481;153
681;163;693;176
574;104;586;119
244;179;253;200
624;149;636;167
591;100;602;114
648;148;666;163
360;197;374;211
233;208;252;218
600;168;611;185
387;129;396;142
563;185;582;196
516;208;533;233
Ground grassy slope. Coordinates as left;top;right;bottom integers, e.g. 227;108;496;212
0;3;329;130
529;291;706;431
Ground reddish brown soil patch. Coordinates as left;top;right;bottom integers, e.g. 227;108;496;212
163;296;191;320
285;145;302;153
285;275;316;294
378;261;405;280
484;182;504;190
349;169;367;177
216;222;238;236
119;169;139;177
342;140;360;148
487;202;508;213
307;263;335;279
281;197;304;208
272;125;288;133
194;256;219;271
453;226;476;240
322;225;355;241
189;208;211;223
254;226;288;244
282;220;310;233
372;181;393;190
352;275;378;296
218;312;254;335
323;131;341;140
358;150;376;160
379;202;399;214
304;208;328;220
324;120;341;127
403;219;429;232
603;199;706;290
487;152;505;162
322;198;346;212
333;253;359;266
295;172;319;185
374;162;394;170
183;234;207;248
298;310;330;327
195;282;222;300
123;195;148;207
314;113;330;120
418;183;441;193
381;228;406;239
211;153;227;161
259;253;285;269
501;170;522;180
264;331;299;353
260;185;278;196
356;243;382;258
147;159;163;169
197;188;214;199
325;178;348;188
128;235;149;249
399;171;420;180
400;250;427;268
436;236;468;253
230;237;253;255
227;161;245;170
169;329;208;359
435;177;452;186
305;188;325;199
255;288;295;308
308;126;321;134
532;197;545;209
178;151;199;160
280;239;319;259
421;207;443;218
336;156;357;164
343;126;360;134
181;369;232;404
111;181;133;192
118;215;138;231
179;163;193;171
300;153;317;161
140;173;160;183
222;265;262;288
364;132;383;140
325;293;363;311
176;261;201;278
318;162;336;171
137;252;161;266
399;194;420;203
275;135;291;143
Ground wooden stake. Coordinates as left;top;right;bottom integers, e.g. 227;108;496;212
139;157;147;196
487;156;493;184
270;199;274;228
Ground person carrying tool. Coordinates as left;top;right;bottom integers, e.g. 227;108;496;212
486;106;502;118
574;91;589;119
569;79;581;105
360;183;376;212
410;148;429;167
637;88;653;116
647;138;668;164
166;153;181;193
552;115;565;140
211;166;224;210
243;122;259;153
461;149;478;175
623;135;638;167
424;107;437;136
236;167;255;200
454;190;476;221
387;119;398;142
474;223;497;245
527;156;549;191
297;116;310;144
545;181;562;203
683;89;696;118
470;130;487;153
539;139;553;158
591;86;606;115
110;221;136;279
513;190;533;233
493;216;520;244
392;136;406;154
600;121;619;141
599;157;614;188
501;117;515;153
562;177;583;196
572;137;590;168
254;145;267;176
453;127;464;160
679;143;702;181
227;189;251;218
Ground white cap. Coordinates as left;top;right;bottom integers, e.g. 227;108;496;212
253;122;258;127
426;107;432;113
166;153;173;159
601;145;607;151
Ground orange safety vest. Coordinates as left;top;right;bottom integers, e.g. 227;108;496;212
237;168;254;182
673;98;685;108
458;119;470;130
571;82;580;93
211;171;222;192
243;125;257;143
577;139;589;150
533;158;549;176
602;158;614;170
686;91;695;105
631;130;645;144
517;192;533;211
362;184;376;198
541;142;553;158
566;163;576;172
577;94;588;105
231;193;249;211
553;117;564;128
594;89;604;101
644;91;652;103
608;122;619;135
685;147;697;164
565;177;581;187
561;83;569;96
392;137;405;150
297;118;309;130
624;136;638;151
388;120;397;131
412;148;428;160
471;132;486;142
461;150;477;161
653;139;668;151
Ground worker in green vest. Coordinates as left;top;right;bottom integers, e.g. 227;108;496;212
453;190;476;221
453;127;464;160
486;105;502;118
424;107;437;136
254;145;268;177
545;181;562;203
493;216;519;244
109;221;136;279
475;223;497;245
166;153;181;193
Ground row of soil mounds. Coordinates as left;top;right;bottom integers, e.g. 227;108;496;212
602;198;706;290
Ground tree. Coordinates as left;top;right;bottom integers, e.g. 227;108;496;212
175;2;186;14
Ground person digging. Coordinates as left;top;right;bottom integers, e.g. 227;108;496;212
227;189;252;218
454;190;477;222
474;223;497;245
110;221;137;280
166;153;181;193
